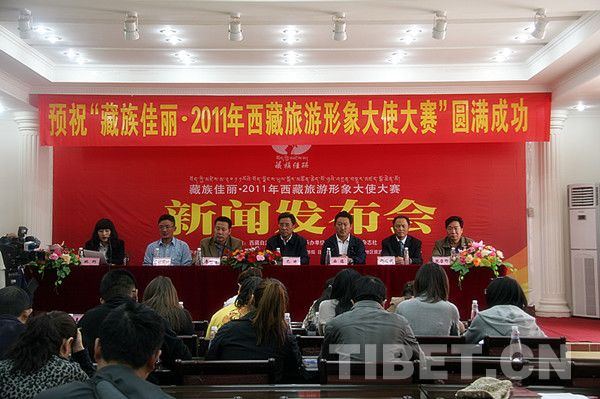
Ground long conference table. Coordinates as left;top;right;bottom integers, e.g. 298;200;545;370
30;264;500;321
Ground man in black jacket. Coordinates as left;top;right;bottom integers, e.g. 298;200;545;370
266;212;310;264
380;215;423;265
78;269;191;369
320;211;366;265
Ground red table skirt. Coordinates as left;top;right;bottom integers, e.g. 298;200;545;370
31;265;500;321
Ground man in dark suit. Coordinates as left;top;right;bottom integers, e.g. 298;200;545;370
320;211;366;265
380;215;423;265
265;212;310;264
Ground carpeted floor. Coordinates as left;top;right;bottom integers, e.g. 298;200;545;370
536;317;600;342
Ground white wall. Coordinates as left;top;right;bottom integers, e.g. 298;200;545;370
0;116;20;235
558;111;600;309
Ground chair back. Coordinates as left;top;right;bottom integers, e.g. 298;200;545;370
192;320;209;336
318;358;416;384
416;335;466;356
178;334;199;357
174;358;277;385
482;336;566;359
572;360;600;388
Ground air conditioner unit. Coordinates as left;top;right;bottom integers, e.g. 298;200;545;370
568;184;600;318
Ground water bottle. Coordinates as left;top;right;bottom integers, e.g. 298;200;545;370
179;301;184;308
276;247;281;265
450;247;456;258
122;253;129;266
78;247;84;258
153;247;160;259
196;247;202;266
509;325;523;362
470;300;479;321
403;247;410;264
209;326;218;340
325;248;332;265
284;312;292;334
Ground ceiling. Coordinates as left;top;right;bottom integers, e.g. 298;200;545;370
1;0;600;115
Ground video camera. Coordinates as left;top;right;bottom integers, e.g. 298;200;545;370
0;226;41;272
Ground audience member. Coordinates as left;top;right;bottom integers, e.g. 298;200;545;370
320;276;421;362
142;276;193;335
432;216;473;257
206;278;303;383
219;276;262;327
0;286;32;358
395;263;464;335
78;269;191;368
380;215;423;264
266;212;310;264
84;218;125;265
0;312;92;399
318;268;361;333
301;277;334;331
206;268;263;338
386;280;414;313
464;276;546;344
36;302;173;399
320;211;366;265
199;216;242;259
143;214;192;266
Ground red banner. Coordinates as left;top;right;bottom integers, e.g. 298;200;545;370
39;93;550;146
53;143;527;272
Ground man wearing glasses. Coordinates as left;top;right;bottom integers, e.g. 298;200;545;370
143;214;192;265
431;215;473;257
266;212;310;264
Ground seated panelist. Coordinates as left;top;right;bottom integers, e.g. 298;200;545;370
320;211;366;265
84;218;125;265
265;212;309;264
380;215;423;265
199;216;242;258
431;215;473;257
143;214;192;266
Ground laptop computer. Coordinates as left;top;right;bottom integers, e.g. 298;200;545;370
82;249;109;265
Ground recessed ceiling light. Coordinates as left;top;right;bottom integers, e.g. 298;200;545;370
173;50;197;64
44;35;62;43
404;27;423;36
63;49;79;59
165;36;182;44
399;36;417;44
0;103;5;113
491;49;512;62
570;102;588;112
282;28;300;43
159;28;177;36
33;26;53;34
283;51;301;65
387;51;407;64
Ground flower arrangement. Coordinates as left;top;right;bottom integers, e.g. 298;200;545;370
28;243;80;287
450;241;514;283
222;247;281;271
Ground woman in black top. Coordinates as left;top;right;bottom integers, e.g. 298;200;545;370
84;218;125;265
206;278;303;383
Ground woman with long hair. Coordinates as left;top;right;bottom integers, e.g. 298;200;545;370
318;268;361;333
0;312;93;399
395;262;464;335
301;277;334;330
84;218;125;265
464;277;545;344
206;278;303;383
142;276;193;335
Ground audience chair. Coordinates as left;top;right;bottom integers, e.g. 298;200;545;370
482;336;567;359
174;358;277;385
296;335;324;356
178;334;199;357
292;327;308;336
571;360;600;388
192;320;209;337
415;335;467;356
197;337;210;358
318;358;416;384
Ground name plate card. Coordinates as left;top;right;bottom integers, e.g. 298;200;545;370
80;257;100;266
330;256;348;266
282;257;301;265
201;257;221;266
432;256;452;265
153;257;172;266
377;256;396;265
